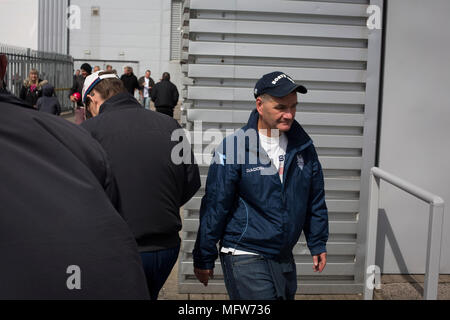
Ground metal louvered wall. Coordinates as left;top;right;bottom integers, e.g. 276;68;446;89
171;1;183;61
179;0;383;294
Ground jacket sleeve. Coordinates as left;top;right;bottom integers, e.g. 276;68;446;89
96;141;121;215
101;153;121;214
172;85;179;106
303;148;329;256
134;76;140;90
69;77;77;97
181;152;201;207
174;121;201;206
19;85;26;101
150;84;157;102
193;144;241;270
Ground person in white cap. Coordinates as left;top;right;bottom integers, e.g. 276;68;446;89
81;70;201;300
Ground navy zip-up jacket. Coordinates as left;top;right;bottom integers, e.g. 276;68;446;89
193;109;329;270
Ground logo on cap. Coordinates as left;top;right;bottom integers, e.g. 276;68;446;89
272;74;294;85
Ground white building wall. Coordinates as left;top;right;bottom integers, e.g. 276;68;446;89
377;0;450;274
70;0;181;88
0;0;39;49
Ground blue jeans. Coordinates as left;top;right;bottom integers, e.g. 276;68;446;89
220;253;297;300
143;97;151;110
140;245;180;300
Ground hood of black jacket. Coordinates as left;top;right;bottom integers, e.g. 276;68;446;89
42;84;55;97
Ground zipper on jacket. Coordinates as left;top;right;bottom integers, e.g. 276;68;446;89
279;140;313;246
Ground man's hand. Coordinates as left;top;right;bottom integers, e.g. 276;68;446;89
70;95;76;102
194;268;214;287
312;252;327;273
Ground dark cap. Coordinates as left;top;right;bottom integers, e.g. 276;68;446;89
254;71;307;99
80;63;92;75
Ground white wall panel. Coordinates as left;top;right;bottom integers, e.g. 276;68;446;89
377;0;450;274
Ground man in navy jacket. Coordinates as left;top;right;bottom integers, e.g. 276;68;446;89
193;72;329;300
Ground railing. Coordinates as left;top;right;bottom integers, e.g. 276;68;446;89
0;43;74;111
364;167;445;300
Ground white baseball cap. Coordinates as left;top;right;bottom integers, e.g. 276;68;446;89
82;70;120;104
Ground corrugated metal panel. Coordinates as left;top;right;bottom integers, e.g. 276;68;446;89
179;0;383;295
38;0;69;54
170;0;182;60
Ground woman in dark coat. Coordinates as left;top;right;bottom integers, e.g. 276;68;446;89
19;69;47;108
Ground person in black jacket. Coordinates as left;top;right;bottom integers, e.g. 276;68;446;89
19;68;47;108
36;83;61;115
81;70;201;300
151;72;179;118
0;55;149;299
138;70;156;110
69;63;92;124
120;66;140;96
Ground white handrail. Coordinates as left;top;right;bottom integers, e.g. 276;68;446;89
364;167;445;300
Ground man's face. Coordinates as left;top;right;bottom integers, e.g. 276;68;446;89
145;71;150;78
81;69;88;78
256;92;298;133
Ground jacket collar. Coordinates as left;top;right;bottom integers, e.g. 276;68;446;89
99;92;141;114
243;109;312;153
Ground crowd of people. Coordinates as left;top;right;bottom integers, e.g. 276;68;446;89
1;54;329;300
12;62;179;124
69;63;179;123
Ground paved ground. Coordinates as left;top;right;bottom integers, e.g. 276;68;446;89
159;258;450;300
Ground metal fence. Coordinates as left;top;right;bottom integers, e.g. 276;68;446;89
0;43;74;111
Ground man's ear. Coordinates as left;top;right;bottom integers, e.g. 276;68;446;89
255;97;264;115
